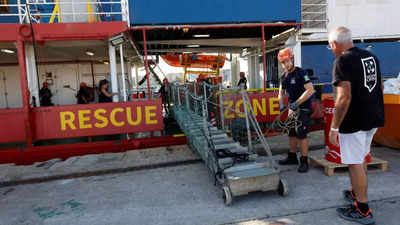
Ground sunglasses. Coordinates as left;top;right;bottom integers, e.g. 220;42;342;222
327;42;333;50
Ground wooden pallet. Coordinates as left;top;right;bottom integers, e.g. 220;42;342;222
309;156;388;176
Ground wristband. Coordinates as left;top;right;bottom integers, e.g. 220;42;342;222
330;127;339;132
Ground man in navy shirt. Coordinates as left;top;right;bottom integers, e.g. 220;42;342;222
277;48;315;173
237;72;247;89
329;27;384;225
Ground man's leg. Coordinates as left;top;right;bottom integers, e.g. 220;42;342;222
296;111;310;172
289;136;298;153
298;138;309;156
298;138;309;173
278;135;298;165
349;164;368;203
337;132;374;224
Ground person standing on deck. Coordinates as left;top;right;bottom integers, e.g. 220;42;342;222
237;72;247;89
39;82;54;106
277;48;315;173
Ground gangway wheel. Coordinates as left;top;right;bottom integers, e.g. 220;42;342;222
222;185;232;206
278;178;289;196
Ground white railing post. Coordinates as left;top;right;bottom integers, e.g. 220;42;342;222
72;0;76;22
17;0;23;23
109;43;119;102
120;45;127;101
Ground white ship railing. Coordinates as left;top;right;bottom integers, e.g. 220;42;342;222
0;0;129;25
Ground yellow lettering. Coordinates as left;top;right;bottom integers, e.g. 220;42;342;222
94;109;108;128
235;100;245;118
252;99;267;116
224;101;234;119
60;111;76;131
78;110;92;129
269;97;280;115
126;107;142;126
145;106;158;125
110;108;125;127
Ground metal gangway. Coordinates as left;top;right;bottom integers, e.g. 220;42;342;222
170;81;288;205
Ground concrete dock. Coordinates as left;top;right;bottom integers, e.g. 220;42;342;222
0;131;399;225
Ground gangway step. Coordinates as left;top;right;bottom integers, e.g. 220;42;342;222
212;138;234;145
214;142;241;150
211;134;228;139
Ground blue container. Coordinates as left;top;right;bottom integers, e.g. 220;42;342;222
130;0;301;25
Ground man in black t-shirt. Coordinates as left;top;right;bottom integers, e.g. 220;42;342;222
39;82;54;106
328;27;384;225
237;72;247;89
277;48;316;173
159;78;170;115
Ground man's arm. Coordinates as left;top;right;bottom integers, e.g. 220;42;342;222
296;82;315;105
331;81;351;129
278;83;286;105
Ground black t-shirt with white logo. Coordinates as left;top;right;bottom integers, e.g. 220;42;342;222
332;47;384;133
281;67;312;110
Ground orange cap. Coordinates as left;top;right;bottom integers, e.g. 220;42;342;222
277;48;294;62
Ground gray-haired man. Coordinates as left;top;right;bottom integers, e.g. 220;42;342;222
328;26;384;225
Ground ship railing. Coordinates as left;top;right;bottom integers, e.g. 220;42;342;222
0;0;129;25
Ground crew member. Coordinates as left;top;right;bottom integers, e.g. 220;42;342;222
39;81;54;106
98;79;117;103
77;82;91;104
198;74;216;120
237;72;247;89
328;27;384;224
159;78;170;115
277;48;315;173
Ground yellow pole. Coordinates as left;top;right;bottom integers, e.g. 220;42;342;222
49;0;60;23
86;0;96;22
183;65;187;84
183;54;188;84
216;55;221;84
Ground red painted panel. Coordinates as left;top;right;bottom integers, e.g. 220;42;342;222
32;100;164;140
32;22;127;41
0;24;19;42
0;108;26;143
221;92;287;123
0;22;127;43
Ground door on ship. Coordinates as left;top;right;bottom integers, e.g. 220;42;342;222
39;65;78;106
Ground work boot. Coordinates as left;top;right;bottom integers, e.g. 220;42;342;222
298;156;309;173
278;152;298;165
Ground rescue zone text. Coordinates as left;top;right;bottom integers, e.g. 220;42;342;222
32;100;164;140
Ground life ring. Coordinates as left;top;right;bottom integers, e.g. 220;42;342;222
19;24;32;38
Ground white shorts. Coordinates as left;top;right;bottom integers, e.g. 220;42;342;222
339;128;378;164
